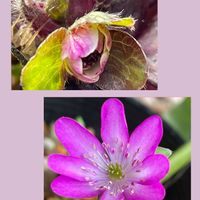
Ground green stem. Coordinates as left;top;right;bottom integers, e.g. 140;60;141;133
161;141;191;183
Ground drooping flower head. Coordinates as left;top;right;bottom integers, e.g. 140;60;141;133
48;98;169;200
62;12;136;83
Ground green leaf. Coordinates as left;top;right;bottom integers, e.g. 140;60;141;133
21;28;67;90
163;98;191;141
156;146;172;158
75;116;86;127
161;141;191;183
96;29;148;89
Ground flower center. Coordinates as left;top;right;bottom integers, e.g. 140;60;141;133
82;50;101;69
108;163;124;180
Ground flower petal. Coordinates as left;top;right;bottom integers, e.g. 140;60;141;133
101;98;129;147
128;115;163;162
100;190;125;200
69;61;101;83
96;32;104;53
124;183;165;200
48;154;103;182
68;58;101;83
131;154;170;184
62;25;99;60
54;117;105;160
99;50;109;72
98;25;112;52
69;58;83;74
72;70;100;83
51;176;99;198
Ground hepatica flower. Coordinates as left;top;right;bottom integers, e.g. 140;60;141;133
61;12;135;83
61;23;111;83
48;98;170;200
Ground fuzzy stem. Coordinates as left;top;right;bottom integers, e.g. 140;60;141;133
11;44;28;66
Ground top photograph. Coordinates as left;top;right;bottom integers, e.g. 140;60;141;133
11;0;157;90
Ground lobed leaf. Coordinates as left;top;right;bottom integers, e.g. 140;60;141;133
96;29;148;90
21;28;67;90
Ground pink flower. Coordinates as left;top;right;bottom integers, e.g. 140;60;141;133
48;98;169;200
61;11;136;83
62;23;112;83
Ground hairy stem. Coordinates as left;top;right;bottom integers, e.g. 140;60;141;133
11;44;28;66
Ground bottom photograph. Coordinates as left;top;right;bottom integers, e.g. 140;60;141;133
44;97;191;200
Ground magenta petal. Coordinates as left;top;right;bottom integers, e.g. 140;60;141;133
124;183;165;200
131;154;170;184
51;176;99;198
48;154;101;182
54;117;105;159
101;98;129;147
100;190;125;200
128;115;163;162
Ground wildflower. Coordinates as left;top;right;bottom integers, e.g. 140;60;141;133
48;98;169;199
61;11;136;83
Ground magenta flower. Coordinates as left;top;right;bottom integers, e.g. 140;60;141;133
48;98;169;200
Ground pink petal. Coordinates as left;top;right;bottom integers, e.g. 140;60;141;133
100;190;125;200
69;58;83;74
99;50;109;72
124;183;165;200
98;25;112;52
101;98;129;147
128;115;163;162
73;71;100;83
54;117;105;164
69;60;100;83
51;176;99;198
62;25;99;60
131;154;170;184
96;32;104;53
48;154;102;182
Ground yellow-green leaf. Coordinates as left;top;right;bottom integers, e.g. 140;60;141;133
69;11;135;30
21;28;67;90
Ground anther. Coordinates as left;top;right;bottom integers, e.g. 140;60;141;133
81;166;86;170
85;177;90;181
93;144;96;150
130;189;134;194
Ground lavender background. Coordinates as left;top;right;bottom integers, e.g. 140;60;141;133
0;0;200;200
